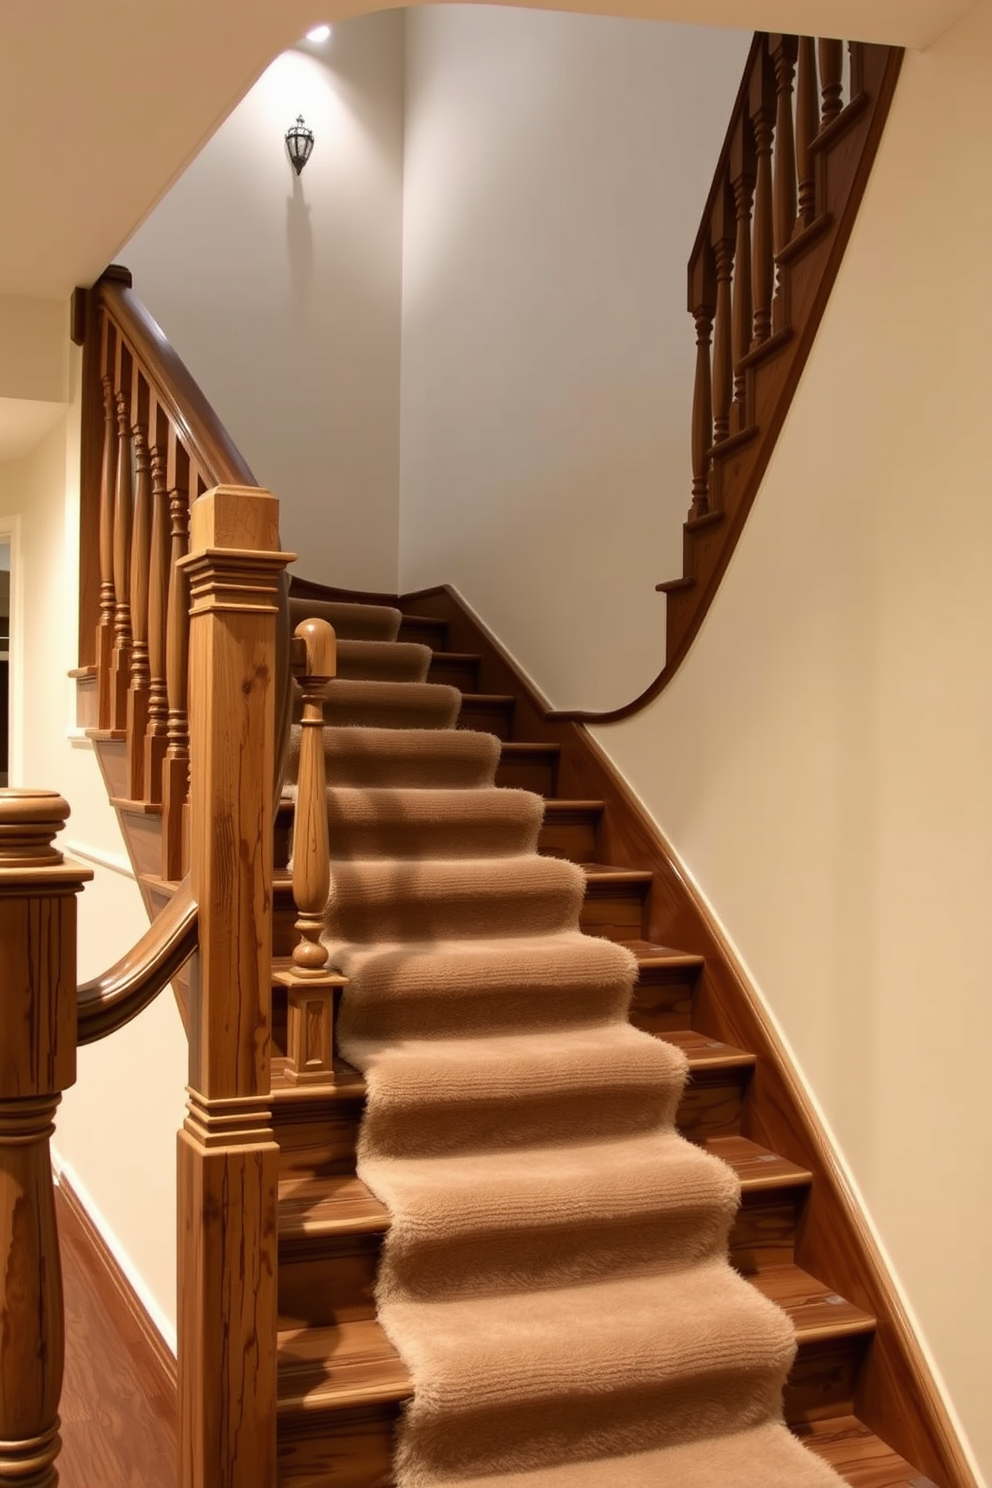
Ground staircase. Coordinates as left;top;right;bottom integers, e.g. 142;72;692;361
50;24;973;1478
259;588;943;1487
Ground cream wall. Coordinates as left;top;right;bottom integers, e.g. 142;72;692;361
589;7;992;1479
122;13;405;592
0;362;186;1346
398;7;750;710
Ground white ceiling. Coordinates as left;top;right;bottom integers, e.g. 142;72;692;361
0;0;976;302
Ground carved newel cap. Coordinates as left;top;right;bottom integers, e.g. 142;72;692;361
0;789;70;867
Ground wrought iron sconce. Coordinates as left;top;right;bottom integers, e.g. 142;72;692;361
286;116;315;176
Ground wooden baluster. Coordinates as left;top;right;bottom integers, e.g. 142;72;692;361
161;445;191;881
749;43;776;349
143;406;171;806
176;487;292;1488
0;789;91;1488
819;38;844;126
688;249;716;520
110;344;134;733
848;41;865;102
126;372;152;801
794;36;819;233
730;117;756;430
770;34;798;330
711;185;735;446
95;318;118;731
277;619;342;1088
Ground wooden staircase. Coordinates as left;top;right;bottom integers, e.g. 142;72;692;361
234;595;941;1487
47;22;969;1478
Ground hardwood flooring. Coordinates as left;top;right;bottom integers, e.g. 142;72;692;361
55;1185;177;1488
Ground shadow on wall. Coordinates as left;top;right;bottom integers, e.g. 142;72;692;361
287;172;314;312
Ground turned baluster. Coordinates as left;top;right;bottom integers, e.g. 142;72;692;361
278;619;342;1087
110;373;134;733
730;117;756;428
819;38;844;125
95;322;118;729
711;188;735;446
794;37;819;232
161;463;191;882
0;789;91;1488
770;34;798;328
749;46;776;349
143;423;171;805
126;377;152;800
687;249;716;520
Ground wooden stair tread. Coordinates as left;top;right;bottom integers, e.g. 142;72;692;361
459;692;515;705
109;795;163;816
542;799;605;815
399;613;447;629
581;864;653;884
277;1320;411;1413
621;939;705;970
430;651;481;664
271;1056;365;1100
500;742;559;756
704;1135;812;1191
279;1174;389;1240
269;1029;753;1109
138;871;181;898
795;1415;934;1487
662;1029;756;1069
750;1265;876;1342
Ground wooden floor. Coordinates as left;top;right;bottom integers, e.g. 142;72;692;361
56;1186;177;1488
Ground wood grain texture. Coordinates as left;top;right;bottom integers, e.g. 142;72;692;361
0;792;91;1488
55;1182;176;1488
176;487;292;1488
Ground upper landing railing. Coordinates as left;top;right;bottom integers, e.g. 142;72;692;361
555;34;903;724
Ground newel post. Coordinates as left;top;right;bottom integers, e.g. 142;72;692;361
175;488;293;1488
0;790;92;1487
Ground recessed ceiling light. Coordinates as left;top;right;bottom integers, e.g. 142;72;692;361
306;24;331;42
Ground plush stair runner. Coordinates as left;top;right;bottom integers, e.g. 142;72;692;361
289;597;844;1487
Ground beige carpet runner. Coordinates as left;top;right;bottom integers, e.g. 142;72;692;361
289;597;844;1487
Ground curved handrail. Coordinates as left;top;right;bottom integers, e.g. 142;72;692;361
77;881;198;1045
551;37;903;726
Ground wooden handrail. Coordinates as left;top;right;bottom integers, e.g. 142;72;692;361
74;266;294;873
553;34;903;725
76;882;198;1045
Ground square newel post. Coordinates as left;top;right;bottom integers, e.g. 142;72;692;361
176;488;294;1488
0;790;92;1488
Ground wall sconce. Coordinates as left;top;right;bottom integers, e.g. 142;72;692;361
285;116;315;176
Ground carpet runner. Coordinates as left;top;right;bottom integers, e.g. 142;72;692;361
288;596;843;1487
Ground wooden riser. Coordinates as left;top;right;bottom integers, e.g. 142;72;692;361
427;652;481;692
494;742;559;794
457;693;515;738
397;615;448;650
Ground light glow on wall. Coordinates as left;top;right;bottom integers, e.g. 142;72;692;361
306;25;332;43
